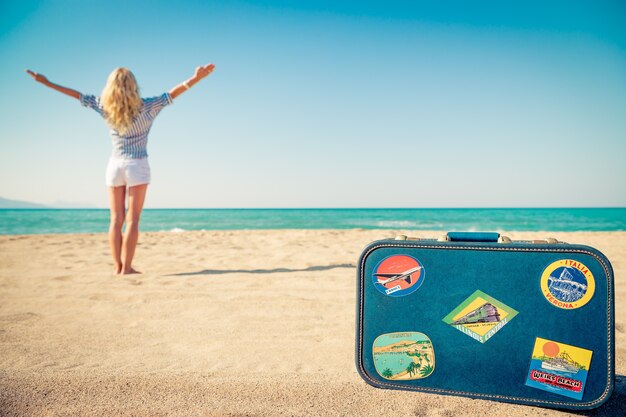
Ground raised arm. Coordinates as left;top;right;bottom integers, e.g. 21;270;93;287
25;69;81;100
169;63;215;100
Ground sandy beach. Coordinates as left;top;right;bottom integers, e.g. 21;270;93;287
0;229;624;416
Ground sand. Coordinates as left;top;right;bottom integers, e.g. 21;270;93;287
0;230;624;416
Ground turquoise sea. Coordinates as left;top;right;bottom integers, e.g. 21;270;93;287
374;351;414;377
0;208;624;235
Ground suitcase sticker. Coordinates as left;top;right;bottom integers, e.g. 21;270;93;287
372;332;435;380
540;259;595;309
525;337;593;400
442;290;518;343
372;255;425;297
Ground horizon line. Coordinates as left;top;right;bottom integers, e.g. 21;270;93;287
2;206;625;210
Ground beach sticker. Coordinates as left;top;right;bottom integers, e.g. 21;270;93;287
373;332;435;380
442;290;518;343
372;255;425;297
540;259;595;309
525;337;593;400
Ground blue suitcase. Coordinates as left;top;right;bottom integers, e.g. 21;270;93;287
355;232;615;410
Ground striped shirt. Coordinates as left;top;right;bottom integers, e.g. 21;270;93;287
80;93;173;159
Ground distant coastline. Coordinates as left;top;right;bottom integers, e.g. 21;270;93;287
0;196;96;209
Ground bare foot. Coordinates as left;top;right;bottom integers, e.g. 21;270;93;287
120;267;141;275
114;264;122;275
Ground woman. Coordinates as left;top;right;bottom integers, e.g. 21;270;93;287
26;64;215;275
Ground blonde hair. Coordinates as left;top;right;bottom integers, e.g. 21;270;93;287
101;68;142;135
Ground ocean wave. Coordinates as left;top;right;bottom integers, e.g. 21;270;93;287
372;220;448;229
169;227;186;233
374;220;419;228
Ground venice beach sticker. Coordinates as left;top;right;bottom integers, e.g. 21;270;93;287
525;337;593;400
373;332;435;380
372;255;425;297
541;259;595;309
442;290;518;343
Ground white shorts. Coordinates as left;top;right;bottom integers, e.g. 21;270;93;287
105;157;151;187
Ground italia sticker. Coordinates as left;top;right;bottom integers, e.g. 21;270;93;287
372;255;425;297
373;332;435;380
541;259;595;309
525;337;593;400
442;290;518;343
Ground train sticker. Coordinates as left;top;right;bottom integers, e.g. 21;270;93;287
442;290;518;343
372;255;425;297
525;337;592;400
373;332;435;380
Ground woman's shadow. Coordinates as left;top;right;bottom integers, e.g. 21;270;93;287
166;263;355;276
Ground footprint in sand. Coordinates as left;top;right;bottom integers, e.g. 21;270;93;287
422;409;456;417
53;275;72;281
0;312;41;323
88;293;110;301
60;362;84;370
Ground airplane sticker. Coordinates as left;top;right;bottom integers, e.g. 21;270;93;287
372;255;425;297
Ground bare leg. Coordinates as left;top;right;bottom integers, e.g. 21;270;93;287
108;186;126;274
121;184;148;275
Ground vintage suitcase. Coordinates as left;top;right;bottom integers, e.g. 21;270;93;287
355;232;615;410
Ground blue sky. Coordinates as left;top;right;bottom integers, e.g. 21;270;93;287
1;0;625;208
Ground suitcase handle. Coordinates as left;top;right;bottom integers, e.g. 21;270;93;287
446;232;501;242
